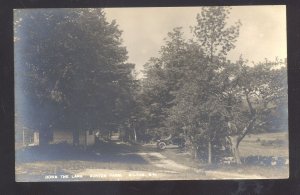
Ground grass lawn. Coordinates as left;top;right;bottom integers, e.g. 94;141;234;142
155;132;289;179
239;132;288;157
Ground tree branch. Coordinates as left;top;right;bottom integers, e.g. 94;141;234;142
237;116;256;147
245;90;255;116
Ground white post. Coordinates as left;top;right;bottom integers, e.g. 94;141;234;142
22;128;25;146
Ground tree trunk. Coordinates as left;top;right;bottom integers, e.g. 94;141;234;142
228;135;242;164
133;128;137;142
192;142;198;159
22;129;25;146
39;133;47;146
207;115;212;164
84;130;87;150
208;140;212;164
194;147;198;159
39;129;52;146
226;116;256;164
73;129;79;146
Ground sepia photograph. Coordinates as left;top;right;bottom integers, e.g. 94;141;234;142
14;6;288;182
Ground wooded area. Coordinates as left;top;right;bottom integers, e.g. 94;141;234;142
15;7;287;165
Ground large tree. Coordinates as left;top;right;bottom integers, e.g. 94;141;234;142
221;58;288;164
139;28;189;138
193;7;241;163
14;8;135;144
139;7;287;165
140;7;241;163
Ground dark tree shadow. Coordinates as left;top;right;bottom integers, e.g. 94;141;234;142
16;141;149;164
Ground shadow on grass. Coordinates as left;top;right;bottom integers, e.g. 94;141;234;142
16;141;149;164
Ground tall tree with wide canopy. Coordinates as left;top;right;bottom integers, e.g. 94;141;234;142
140;8;241;163
220;57;288;164
138;7;287;165
14;8;136;144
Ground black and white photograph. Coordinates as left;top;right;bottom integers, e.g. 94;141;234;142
14;6;288;181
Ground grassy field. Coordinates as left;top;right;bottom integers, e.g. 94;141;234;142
239;131;288;157
153;131;289;179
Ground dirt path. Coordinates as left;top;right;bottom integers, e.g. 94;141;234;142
71;151;195;180
137;152;190;172
16;143;274;181
136;151;267;179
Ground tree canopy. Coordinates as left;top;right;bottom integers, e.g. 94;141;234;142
15;9;136;135
14;7;287;164
139;7;287;163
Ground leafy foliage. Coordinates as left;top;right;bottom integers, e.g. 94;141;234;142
14;7;287;163
15;9;136;134
139;7;287;163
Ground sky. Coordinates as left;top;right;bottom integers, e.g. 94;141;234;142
104;6;287;77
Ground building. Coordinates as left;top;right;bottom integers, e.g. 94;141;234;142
32;129;96;147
